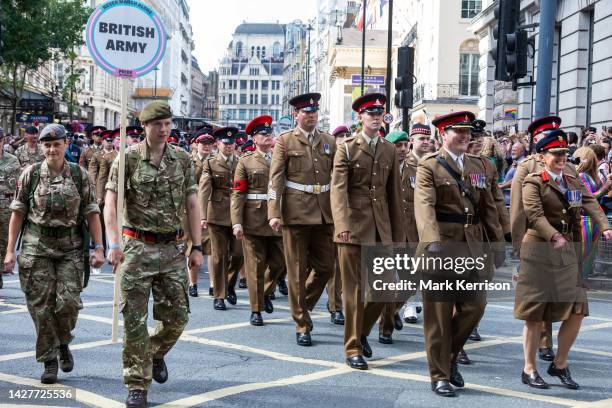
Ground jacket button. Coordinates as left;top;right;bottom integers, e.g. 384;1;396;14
316;170;319;173
562;209;567;214
373;173;376;176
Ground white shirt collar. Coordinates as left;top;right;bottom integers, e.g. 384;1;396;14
361;131;379;146
546;169;563;181
446;149;464;163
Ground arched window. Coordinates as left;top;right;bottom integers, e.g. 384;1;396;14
235;41;243;57
251;46;255;57
273;41;281;58
459;39;479;96
262;46;266;59
256;46;261;58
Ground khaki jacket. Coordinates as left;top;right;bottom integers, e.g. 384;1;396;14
200;154;239;226
480;155;510;235
91;149;117;202
231;151;280;236
414;148;503;255
268;128;335;225
509;155;578;253
402;153;420;243
330;134;404;245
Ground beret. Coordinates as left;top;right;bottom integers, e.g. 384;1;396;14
39;124;67;142
385;130;408;144
140;101;173;123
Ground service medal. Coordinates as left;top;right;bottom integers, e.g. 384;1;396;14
409;176;416;188
323;143;331;155
567;190;582;208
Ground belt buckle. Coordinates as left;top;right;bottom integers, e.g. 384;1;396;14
561;221;569;234
312;184;321;194
465;213;473;227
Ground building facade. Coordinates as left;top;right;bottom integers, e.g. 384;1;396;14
203;70;219;122
217;23;285;129
282;20;309;115
471;0;612;132
191;57;205;118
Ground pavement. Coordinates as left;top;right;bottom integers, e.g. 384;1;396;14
1;262;612;408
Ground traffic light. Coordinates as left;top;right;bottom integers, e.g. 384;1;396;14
491;0;528;81
394;46;414;109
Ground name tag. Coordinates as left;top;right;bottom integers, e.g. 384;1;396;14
567;190;582;207
469;173;486;189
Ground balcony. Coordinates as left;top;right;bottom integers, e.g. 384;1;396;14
132;87;173;99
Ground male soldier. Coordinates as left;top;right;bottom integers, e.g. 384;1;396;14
268;92;336;346
510;116;576;363
231;115;285;325
104;101;202;408
126;125;143;147
415;111;504;397
0;134;20;288
325;125;352;326
199;127;244;310
400;124;431;324
88;130;113;198
15;126;45;169
330;93;404;369
187;128;215;297
79;125;105;170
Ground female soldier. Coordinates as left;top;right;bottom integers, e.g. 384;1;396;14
515;118;612;390
3;124;104;384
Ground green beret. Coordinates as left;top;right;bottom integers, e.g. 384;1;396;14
139;101;173;123
385;130;408;144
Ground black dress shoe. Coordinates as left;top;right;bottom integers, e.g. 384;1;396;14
521;370;550;389
152;358;168;383
394;313;403;331
469;327;481;341
456;348;471;365
450;363;464;388
404;315;417;324
227;287;237;305
213;299;226;310
126;389;147;408
379;334;393;344
538;347;555;361
264;296;274;314
346;355;368;370
188;284;198;297
330;311;345;325
277;279;288;296
547;362;579;389
431;380;456;397
361;335;372;358
296;332;312;346
269;292;276;300
41;358;58;384
59;344;74;372
208;287;213;297
250;312;264;326
239;278;248;289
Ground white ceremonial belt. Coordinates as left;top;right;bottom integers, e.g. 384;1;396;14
245;193;268;200
285;180;330;194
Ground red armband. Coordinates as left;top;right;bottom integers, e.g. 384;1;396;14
233;179;247;192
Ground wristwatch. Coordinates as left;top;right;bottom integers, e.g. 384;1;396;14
192;245;203;253
94;244;104;250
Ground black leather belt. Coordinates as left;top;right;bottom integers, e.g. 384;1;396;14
552;222;570;234
122;226;184;243
436;212;480;225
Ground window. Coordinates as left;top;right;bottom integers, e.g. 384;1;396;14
235;41;243;57
459;53;479;96
256;46;261;58
461;0;482;19
251;46;255;57
222;96;226;104
261;80;269;90
272;80;280;90
239;109;246;120
261;94;268;105
250;80;259;89
262;46;266;59
240;80;247;89
273;41;281;58
240;93;247;104
249;68;260;75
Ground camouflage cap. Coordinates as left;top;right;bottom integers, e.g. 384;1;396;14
139;101;173;123
39;124;67;142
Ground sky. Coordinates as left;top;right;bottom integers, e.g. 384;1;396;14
188;0;317;72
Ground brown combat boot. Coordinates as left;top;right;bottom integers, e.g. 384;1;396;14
41;358;58;384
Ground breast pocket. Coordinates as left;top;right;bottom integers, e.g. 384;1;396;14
169;174;185;210
435;178;457;202
130;173;156;206
248;170;264;189
33;184;52;210
212;173;229;189
60;181;81;220
349;161;368;183
287;150;305;173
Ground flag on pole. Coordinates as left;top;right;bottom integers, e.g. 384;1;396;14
356;0;387;30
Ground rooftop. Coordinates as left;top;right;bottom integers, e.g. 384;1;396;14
234;23;285;35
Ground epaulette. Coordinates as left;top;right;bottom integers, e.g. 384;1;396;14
278;129;293;138
343;135;358;143
421;151;440;161
242;151;255;157
466;153;479;158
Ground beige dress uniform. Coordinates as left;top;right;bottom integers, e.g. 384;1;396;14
79;144;102;174
330;133;404;357
414;147;503;382
185;152;212;255
510;156;578;348
515;169;609;321
231;150;285;312
268;127;336;333
199;152;244;299
379;153;420;337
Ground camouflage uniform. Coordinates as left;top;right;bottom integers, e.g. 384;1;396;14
10;160;99;362
14;143;45;169
106;141;197;391
0;152;20;274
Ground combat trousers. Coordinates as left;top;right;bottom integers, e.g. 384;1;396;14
242;233;285;312
208;223;244;299
282;224;335;333
18;230;84;363
326;254;343;312
121;237;189;390
540;320;554;348
423;299;486;381
338;243;386;358
0;206;11;263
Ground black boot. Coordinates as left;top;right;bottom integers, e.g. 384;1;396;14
152;358;168;383
250;312;264;326
126;389;147;408
277;279;288;296
41;358;58;384
264;296;274;314
361;335;372;358
59;344;73;373
188;284;198;297
239;278;248;289
227;287;237;305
